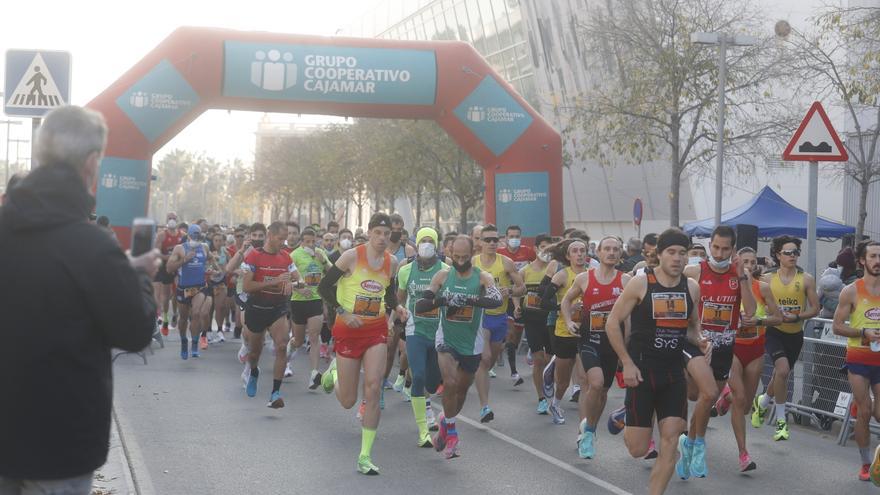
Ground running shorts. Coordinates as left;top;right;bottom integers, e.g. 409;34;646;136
765;327;804;369
482;313;509;343
244;303;289;333
289;299;323;325
436;343;481;374
551;334;579;359
580;340;618;389
624;367;687;427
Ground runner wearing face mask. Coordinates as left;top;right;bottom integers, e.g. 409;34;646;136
519;234;554;413
153;212;182;336
498;225;536;386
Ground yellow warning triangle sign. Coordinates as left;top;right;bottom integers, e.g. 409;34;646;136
6;53;66;109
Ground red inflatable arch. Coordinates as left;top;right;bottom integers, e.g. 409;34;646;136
86;27;562;246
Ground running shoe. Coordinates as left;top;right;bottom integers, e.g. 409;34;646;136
419;433;433;448
488;368;497;378
322;359;337;393
433;414;448;452
161;323;169;337
577;419;595;459
644;439;658;460
607;405;625;435
180;339;188;360
246;372;258;398
512;373;524;386
309;370;322;390
191;340;200;358
570;386;581;403
215;330;225;343
393;374;406;392
549;403;565;425
267;390;284;409
712;384;732;417
199;334;208;350
690;440;707;478
751;394;768;428
402;386;411;402
675;434;692;480
356;400;365;422
740;452;756;473
427;406;438;431
238;343;249;364
480;405;494;423
773;419;789;441
284;364;294;378
872;445;880;486
357;455;379;475
537;398;549;415
443;434;460;459
542;356;557;399
383;379;394;390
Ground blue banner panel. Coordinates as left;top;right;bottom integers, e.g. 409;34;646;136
96;157;150;228
495;172;550;237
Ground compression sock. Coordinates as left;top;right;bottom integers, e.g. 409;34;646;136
360;428;377;458
411;396;428;438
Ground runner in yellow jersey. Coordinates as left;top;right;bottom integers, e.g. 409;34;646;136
317;213;405;476
541;239;590;425
753;235;819;441
833;240;880;482
472;224;525;423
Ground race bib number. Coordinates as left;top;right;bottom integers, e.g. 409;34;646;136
183;286;201;298
652;293;687;320
446;305;475;322
415;306;440;319
353;295;381;317
525;291;542;310
736;326;761;341
780;305;801;317
304;272;322;287
590;311;609;332
701;302;734;328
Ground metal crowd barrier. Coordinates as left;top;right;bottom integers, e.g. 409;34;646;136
761;317;880;445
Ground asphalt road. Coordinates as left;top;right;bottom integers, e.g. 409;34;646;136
112;334;880;495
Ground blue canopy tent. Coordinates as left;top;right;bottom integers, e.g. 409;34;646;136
683;186;855;239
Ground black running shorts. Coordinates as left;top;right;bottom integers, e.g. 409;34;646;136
624;367;687;427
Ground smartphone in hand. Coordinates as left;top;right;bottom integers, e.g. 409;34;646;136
131;218;156;256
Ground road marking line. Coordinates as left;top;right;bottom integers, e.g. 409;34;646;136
456;414;633;495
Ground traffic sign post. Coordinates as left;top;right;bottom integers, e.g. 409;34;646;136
782;101;849;278
633;198;643;239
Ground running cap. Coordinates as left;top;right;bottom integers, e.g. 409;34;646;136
368;212;392;230
416;227;439;245
656;228;690;253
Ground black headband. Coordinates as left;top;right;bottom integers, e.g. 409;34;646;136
657;231;690;253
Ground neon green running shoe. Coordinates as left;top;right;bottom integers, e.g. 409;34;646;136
322;359;337;394
357;455;380;475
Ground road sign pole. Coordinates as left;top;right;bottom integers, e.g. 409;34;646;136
807;160;818;279
30;118;40;170
714;36;728;228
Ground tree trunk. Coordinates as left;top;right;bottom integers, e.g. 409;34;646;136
669;115;682;227
344;196;350;229
415;186;423;228
458;197;470;234
857;171;869;241
356;189;364;229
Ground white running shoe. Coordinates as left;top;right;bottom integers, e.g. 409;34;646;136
215;330;225;343
284;364;294;378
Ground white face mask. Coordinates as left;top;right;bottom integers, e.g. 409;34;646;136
418;242;436;259
167;220;177;229
339;238;352;250
688;256;703;265
708;254;731;270
507;238;521;249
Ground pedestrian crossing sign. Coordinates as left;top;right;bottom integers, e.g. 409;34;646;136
4;50;71;117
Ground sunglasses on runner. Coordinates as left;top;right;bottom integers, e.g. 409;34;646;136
780;249;801;257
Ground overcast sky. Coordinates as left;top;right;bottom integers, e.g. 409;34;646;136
0;0;843;167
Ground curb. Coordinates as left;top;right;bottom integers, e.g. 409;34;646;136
103;407;155;495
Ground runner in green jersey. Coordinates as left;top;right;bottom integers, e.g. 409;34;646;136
397;227;448;447
415;235;502;459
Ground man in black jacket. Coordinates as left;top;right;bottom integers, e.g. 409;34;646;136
0;106;159;494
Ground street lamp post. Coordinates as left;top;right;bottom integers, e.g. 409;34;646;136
691;32;758;227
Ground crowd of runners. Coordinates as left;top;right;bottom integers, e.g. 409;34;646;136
150;210;880;494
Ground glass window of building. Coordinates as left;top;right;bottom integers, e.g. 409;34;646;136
465;0;487;53
491;0;514;48
479;0;501;54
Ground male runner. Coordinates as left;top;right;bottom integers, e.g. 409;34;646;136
833;240;880;482
542;239;589;425
288;227;331;389
688;244;708;264
319;212;404;475
388;214;416;262
153;212;182;336
241;221;300;408
166;224;214;360
518;234;554;413
561;236;631;458
722;247;782;472
398;227;448;447
415;235;502;459
473;224;525;422
470;225;483;255
677;226;755;480
285;221;301;252
605;228;704;495
498;224;536;386
752;235;819;441
327;221;340;235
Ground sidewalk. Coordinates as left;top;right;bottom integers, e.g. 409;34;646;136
91;411;137;495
